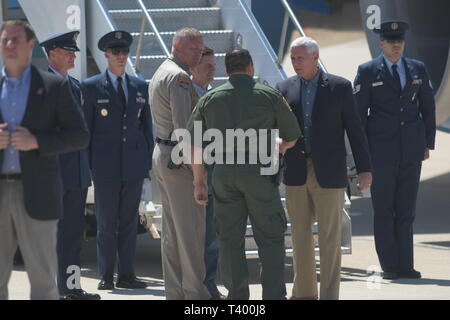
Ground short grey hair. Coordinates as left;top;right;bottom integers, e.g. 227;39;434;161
290;37;319;55
172;27;202;47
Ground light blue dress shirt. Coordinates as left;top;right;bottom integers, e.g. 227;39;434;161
383;55;406;89
0;66;32;174
107;70;128;101
193;82;211;98
300;70;320;154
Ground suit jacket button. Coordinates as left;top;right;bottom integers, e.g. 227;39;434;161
400;108;404;112
123;138;127;142
401;121;405;126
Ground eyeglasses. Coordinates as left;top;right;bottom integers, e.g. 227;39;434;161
108;48;130;56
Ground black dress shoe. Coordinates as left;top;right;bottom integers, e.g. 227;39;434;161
382;271;399;280
398;269;421;279
116;275;147;289
61;289;101;300
98;279;115;290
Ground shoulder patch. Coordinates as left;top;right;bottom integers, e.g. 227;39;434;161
179;76;191;89
281;96;292;111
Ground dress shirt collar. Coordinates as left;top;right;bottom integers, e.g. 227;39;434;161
300;69;320;87
107;69;126;86
2;65;32;86
48;66;68;80
383;55;404;73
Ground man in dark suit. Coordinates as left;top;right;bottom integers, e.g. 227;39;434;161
276;37;372;300
81;31;154;290
40;31;99;300
0;20;89;300
354;21;436;280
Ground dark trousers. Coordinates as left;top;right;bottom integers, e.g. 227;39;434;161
57;188;88;295
371;160;422;272
94;180;143;279
204;165;220;296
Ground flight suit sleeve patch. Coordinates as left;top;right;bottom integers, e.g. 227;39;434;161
281;96;292;111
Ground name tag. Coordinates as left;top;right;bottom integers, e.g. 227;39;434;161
97;99;109;104
372;81;383;87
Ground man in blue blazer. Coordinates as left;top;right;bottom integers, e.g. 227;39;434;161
354;21;436;280
276;37;372;300
40;31;99;300
81;31;154;290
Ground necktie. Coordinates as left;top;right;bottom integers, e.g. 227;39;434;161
117;76;127;108
392;64;401;93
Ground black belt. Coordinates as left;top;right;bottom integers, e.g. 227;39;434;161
156;137;178;147
0;174;22;182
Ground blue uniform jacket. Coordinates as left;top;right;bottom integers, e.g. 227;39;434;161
354;55;436;163
52;71;91;190
81;71;154;182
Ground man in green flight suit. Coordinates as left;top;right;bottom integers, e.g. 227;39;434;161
186;49;302;300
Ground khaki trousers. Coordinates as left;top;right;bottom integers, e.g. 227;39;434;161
285;159;345;300
153;144;210;300
0;181;58;300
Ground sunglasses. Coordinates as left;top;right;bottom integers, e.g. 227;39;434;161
108;47;130;55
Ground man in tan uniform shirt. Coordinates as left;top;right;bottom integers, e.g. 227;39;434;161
149;28;211;300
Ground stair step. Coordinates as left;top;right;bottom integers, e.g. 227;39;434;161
133;53;227;80
103;0;211;10
130;30;234;56
109;7;222;32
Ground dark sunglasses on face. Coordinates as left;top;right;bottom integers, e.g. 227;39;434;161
108;47;130;55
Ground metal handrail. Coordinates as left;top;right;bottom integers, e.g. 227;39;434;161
135;0;170;74
278;0;328;73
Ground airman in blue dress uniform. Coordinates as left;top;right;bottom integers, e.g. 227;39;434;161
81;31;154;290
354;21;436;280
40;31;99;300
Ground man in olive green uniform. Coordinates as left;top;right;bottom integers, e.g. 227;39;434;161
187;49;302;300
149;28;210;300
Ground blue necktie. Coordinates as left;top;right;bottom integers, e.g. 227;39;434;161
392;64;401;93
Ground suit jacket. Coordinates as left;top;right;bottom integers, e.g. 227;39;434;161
47;67;91;190
276;71;371;188
354;54;436;164
0;65;90;220
81;71;154;182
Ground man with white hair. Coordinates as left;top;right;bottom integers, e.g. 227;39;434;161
276;37;372;300
149;27;211;300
